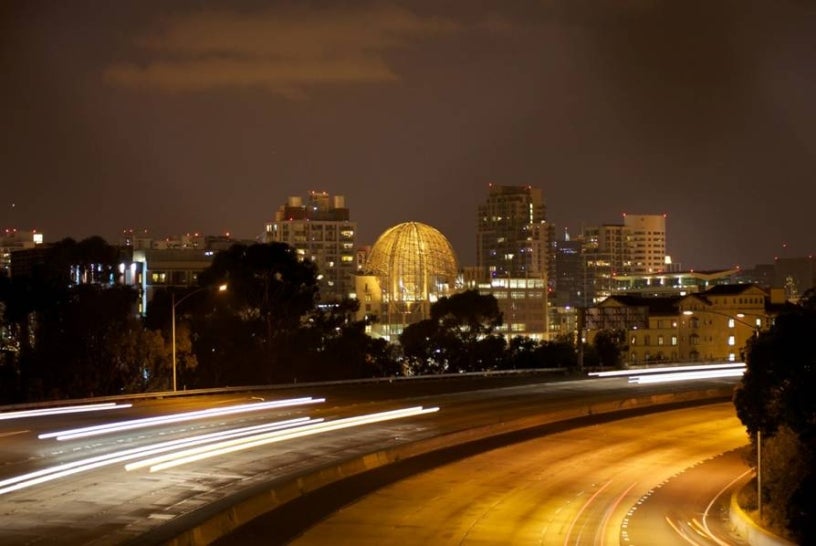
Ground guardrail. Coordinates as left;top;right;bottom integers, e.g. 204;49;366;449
0;367;569;412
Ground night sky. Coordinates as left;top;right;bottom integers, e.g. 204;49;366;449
3;1;815;270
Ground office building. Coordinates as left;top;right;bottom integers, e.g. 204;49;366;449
476;184;551;280
475;184;552;339
623;213;667;274
264;191;356;302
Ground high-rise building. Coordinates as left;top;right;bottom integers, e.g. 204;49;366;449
623;213;667;274
582;223;628;303
475;184;552;340
552;233;586;308
581;213;668;302
264;191;356;302
476;184;551;280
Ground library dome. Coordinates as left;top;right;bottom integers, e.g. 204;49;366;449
366;222;458;304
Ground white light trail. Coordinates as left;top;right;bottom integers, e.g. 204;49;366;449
590;363;745;378
130;406;440;473
628;368;745;384
0;417;318;496
39;397;325;441
0;402;132;420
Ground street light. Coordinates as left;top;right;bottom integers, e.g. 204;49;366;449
171;283;227;392
682;307;764;519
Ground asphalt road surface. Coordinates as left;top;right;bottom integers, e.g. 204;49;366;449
258;403;750;546
0;374;739;545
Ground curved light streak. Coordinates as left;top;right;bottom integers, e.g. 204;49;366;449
700;468;753;546
0;402;132;420
0;417;318;496
39;397;325;441
130;406;440;473
597;481;637;546
562;480;612;546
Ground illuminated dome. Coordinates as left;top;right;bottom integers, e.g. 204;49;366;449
366;222;459;306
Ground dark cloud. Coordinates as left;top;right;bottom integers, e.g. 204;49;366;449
105;5;459;95
2;1;815;270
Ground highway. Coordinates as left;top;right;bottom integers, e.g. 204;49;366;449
0;373;741;545
280;403;750;546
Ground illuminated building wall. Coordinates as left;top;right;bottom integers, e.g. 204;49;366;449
474;276;549;341
585;284;774;365
582;224;628;303
622;213;667;274
264;191;357;302
1;229;43;274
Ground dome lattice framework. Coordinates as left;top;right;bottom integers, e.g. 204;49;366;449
366;222;458;325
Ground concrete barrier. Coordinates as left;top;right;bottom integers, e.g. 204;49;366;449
126;385;734;546
729;492;797;546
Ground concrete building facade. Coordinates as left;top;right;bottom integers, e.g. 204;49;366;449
264;191;357;302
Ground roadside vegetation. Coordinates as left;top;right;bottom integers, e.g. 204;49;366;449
0;237;584;403
733;290;816;543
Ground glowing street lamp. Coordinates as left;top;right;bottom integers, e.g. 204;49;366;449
683;307;765;518
171;283;227;392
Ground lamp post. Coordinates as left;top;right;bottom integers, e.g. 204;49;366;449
682;307;764;518
171;283;227;392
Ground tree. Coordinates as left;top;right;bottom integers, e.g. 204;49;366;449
734;292;816;439
197;242;319;380
400;291;506;374
593;329;626;369
0;237;152;401
399;318;446;374
733;289;816;541
535;336;579;370
505;336;540;369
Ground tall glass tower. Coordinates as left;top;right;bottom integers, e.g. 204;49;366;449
476;184;551;280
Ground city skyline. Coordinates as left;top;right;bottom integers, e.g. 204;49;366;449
3;1;815;271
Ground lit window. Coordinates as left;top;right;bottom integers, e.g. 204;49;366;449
728;335;736;346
